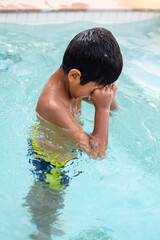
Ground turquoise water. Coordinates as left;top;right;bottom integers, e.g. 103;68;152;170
0;17;160;240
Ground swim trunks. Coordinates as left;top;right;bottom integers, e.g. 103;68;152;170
27;123;76;191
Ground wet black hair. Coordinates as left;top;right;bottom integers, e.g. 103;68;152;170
61;27;123;86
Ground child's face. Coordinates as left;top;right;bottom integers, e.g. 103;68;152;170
68;69;101;99
70;81;101;99
78;81;101;99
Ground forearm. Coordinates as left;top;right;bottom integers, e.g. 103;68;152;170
67;108;109;159
90;108;110;150
80;86;115;158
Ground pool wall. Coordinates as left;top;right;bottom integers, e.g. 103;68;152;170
0;9;160;25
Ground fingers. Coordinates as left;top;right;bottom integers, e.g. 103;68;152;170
92;82;117;95
112;82;118;90
105;84;113;91
105;82;118;91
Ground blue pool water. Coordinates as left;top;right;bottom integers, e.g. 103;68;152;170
0;17;160;240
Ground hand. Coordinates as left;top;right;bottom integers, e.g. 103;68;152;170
91;85;113;110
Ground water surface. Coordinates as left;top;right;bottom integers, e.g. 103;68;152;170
0;17;160;240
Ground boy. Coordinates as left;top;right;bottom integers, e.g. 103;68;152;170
36;27;123;160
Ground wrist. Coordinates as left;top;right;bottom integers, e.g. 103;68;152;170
95;106;110;112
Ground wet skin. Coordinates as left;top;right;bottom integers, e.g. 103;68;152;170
36;67;118;159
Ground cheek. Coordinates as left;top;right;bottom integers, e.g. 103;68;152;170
73;89;83;98
75;85;90;98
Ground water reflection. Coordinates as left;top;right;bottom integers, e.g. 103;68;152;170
23;118;78;239
24;180;65;239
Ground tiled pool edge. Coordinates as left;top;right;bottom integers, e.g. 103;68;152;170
0;9;160;25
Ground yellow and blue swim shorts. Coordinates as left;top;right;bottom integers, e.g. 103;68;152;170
27;124;76;191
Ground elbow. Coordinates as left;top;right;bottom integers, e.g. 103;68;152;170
76;135;107;160
89;138;108;159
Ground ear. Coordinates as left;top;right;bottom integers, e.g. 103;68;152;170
68;69;81;85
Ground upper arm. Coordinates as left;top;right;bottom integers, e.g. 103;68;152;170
41;102;91;152
36;101;107;159
47;102;81;131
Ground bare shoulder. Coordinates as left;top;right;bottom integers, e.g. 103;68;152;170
36;72;61;119
36;96;63;125
36;95;82;131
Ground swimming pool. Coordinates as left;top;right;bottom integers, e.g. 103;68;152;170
0;16;160;240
